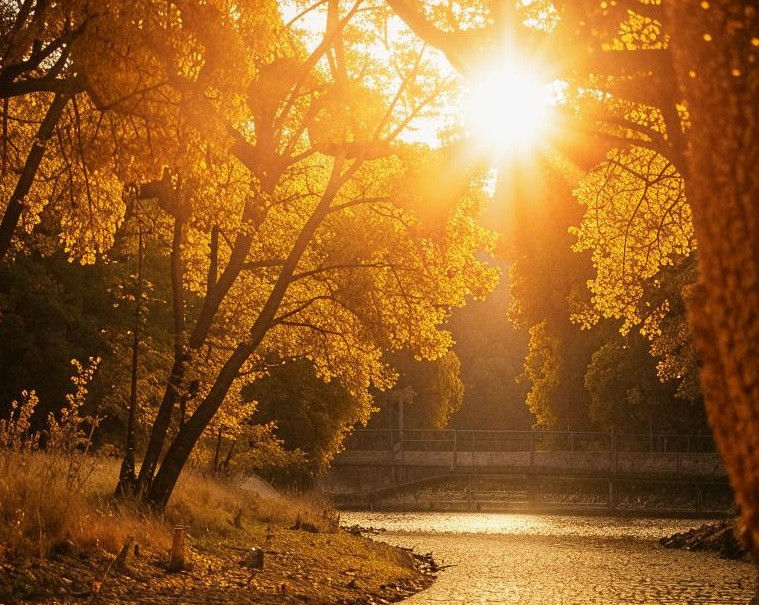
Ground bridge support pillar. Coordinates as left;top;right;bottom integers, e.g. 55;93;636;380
528;477;542;507
391;465;408;486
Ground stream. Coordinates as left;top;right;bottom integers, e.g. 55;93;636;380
342;511;757;604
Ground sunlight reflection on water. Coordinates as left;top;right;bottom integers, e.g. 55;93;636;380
341;512;754;604
341;511;716;541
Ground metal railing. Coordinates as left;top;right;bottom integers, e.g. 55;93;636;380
343;429;717;454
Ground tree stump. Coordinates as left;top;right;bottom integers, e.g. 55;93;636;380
168;526;185;572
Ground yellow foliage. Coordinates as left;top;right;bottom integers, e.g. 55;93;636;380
570;146;695;335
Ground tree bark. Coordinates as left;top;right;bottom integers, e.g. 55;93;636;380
134;206;186;494
133;189;263;495
665;0;759;544
0;90;70;263
116;223;144;496
146;342;253;509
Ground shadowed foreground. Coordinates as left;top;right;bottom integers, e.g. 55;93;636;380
0;526;432;604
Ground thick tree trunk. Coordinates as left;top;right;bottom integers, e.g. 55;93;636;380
666;1;759;543
0;90;70;263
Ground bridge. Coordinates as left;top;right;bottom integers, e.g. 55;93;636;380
322;429;731;513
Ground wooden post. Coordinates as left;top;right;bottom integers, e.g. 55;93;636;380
168;525;185;572
608;480;616;511
212;427;223;474
453;430;458;471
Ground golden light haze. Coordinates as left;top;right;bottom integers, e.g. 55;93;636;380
464;56;559;157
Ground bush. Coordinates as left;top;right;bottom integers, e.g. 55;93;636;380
0;359;101;557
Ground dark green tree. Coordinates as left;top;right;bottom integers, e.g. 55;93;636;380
384;350;465;430
448;272;532;430
242;359;368;477
0;253;113;425
585;330;706;434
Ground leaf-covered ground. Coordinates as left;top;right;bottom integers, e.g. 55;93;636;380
0;522;434;604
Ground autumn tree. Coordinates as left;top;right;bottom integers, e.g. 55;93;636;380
384;0;759;552
501;160;602;429
86;0;499;510
0;1;191;264
0;0;86;261
662;0;759;549
2;0;498;511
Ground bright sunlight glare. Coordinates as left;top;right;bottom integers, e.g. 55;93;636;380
465;58;558;156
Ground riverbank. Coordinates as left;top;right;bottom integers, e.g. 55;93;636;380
0;456;433;604
660;518;751;560
0;520;433;604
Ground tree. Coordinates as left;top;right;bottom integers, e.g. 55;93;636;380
503;161;601;429
384;0;759;552
1;0;499;511
381;349;465;429
585;330;706;434
447;272;531;430
663;0;759;549
113;0;499;510
0;0;185;263
0;253;112;425
243;358;367;477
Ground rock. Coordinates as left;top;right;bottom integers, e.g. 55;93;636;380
243;547;264;569
659;519;750;560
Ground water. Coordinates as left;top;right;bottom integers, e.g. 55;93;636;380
342;512;757;604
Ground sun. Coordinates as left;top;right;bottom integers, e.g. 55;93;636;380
464;57;558;156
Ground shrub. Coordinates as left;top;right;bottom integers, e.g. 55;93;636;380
0;359;101;557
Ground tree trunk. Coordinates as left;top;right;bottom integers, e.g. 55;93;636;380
666;0;759;544
145;342;253;509
0;90;70;263
116;224;144;495
134;211;186;494
133;193;262;494
143;156;347;510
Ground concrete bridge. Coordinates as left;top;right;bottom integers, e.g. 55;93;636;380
322;429;730;512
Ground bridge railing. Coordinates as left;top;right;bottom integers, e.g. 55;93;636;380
342;429;717;454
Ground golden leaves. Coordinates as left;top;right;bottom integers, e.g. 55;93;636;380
570;146;695;335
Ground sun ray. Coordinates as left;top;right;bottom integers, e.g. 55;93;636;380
464;54;560;157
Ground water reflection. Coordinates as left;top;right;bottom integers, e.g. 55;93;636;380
341;512;756;604
342;511;716;541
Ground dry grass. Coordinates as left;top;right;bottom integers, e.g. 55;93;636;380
0;453;159;558
0;451;337;562
167;467;339;538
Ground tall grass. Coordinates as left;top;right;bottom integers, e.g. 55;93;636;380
0;360;112;558
1;450;337;560
0;361;338;560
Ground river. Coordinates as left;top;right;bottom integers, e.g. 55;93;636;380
341;511;757;604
